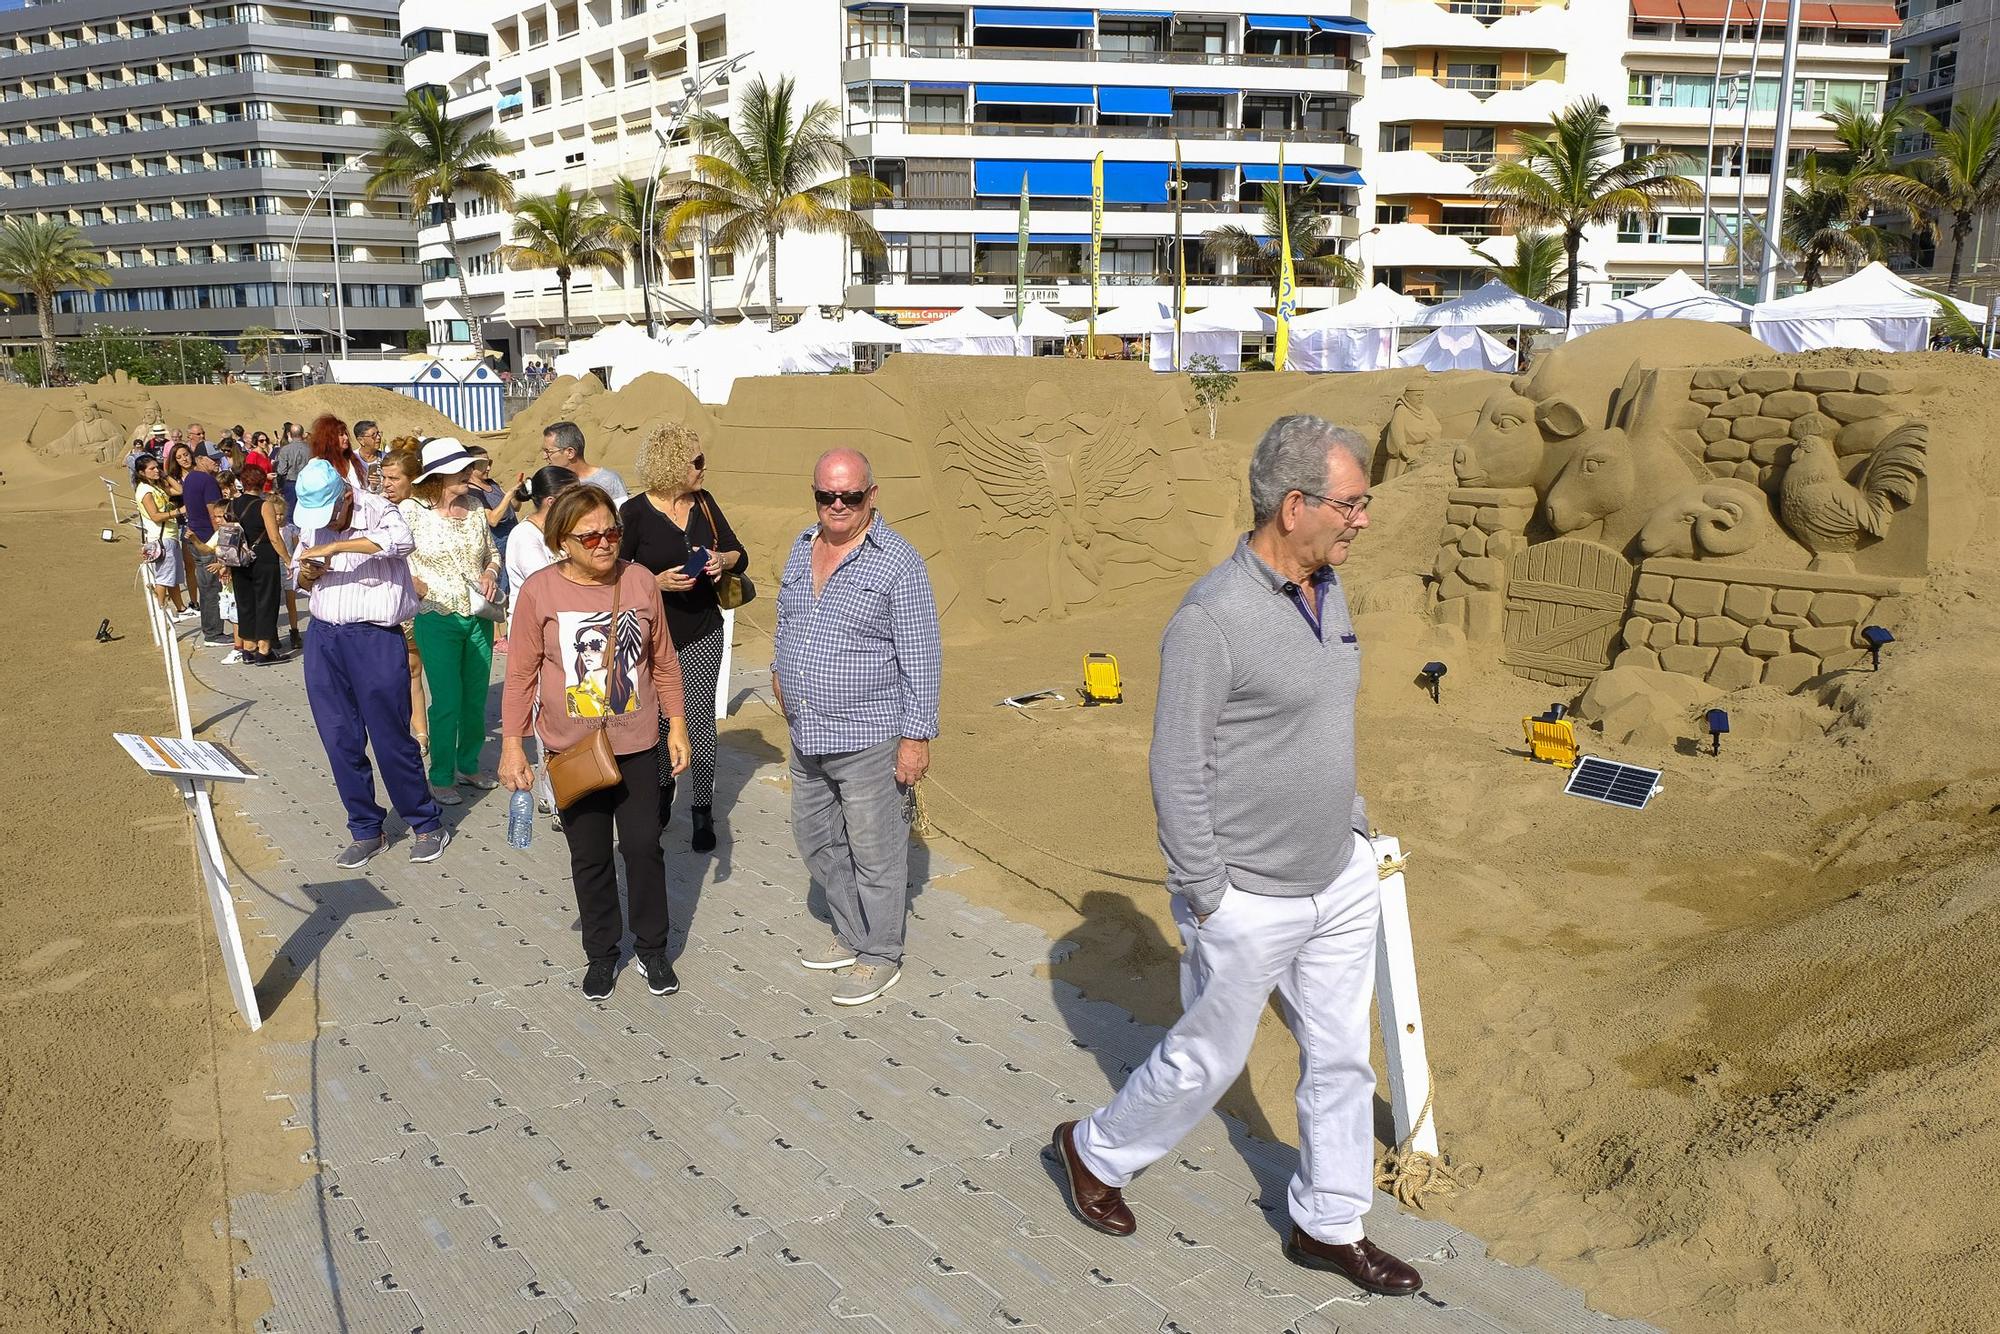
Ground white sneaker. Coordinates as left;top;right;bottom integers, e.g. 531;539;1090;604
830;964;901;1007
221;650;245;664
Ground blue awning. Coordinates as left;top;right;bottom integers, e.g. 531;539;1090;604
909;81;968;89
1097;86;1171;116
1102;8;1172;16
1242;164;1313;184
975;233;1092;244
1245;13;1312;30
972;6;1093;27
975;83;1093;106
1174;86;1232;96
974;159;1093;196
1306;167;1366;186
1313;15;1374;34
1103;161;1170;202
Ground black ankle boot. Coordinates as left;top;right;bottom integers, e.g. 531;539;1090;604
657;778;674;828
691;805;716;852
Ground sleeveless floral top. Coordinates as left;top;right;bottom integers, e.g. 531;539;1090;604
399;498;495;617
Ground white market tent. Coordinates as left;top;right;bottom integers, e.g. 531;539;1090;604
1395;327;1518;373
552;322;666;381
901;306;1031;356
663;320;788;402
1566;271;1752;340
1011;301;1073;338
1148;300;1271;372
833;311;910;345
1750;262;1987;353
1289;285;1429;372
773;310;857;374
1412;279;1564;329
1067;301;1172;337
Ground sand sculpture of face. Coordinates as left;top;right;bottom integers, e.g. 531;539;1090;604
1636;478;1774;558
1455;389;1585;491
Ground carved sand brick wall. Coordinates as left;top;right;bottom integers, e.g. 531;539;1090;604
1433;486;1536;643
1688;366;1908;494
1617;558;1915;691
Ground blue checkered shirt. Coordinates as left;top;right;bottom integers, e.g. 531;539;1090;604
773;515;942;755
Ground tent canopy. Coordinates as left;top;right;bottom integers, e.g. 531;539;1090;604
1412;279;1564;329
1395;327;1517;373
1291;284;1427;330
902;306;1031;355
1012;301;1073;337
1186;300;1275;335
1566;271;1751;338
1751;262;1987;354
1066;301;1173;337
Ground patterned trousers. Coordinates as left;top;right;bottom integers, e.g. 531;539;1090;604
657;623;725;807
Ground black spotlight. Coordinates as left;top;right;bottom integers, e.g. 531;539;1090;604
1706;708;1730;756
1419;661;1447;704
95;618;113;643
1860;625;1894;671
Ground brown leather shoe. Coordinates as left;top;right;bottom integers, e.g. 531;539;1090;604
1284;1228;1422;1295
1050;1121;1136;1237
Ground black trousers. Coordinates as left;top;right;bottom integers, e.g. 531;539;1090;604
559;746;670;964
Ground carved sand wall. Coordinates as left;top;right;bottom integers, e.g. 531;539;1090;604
1429;349;1931;692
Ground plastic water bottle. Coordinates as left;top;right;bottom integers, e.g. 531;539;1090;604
507;788;534;849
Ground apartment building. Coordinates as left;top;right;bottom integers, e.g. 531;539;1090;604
405;0;841;359
1891;0;2000;284
1358;0;1896;306
0;0;420;354
839;3;1368;318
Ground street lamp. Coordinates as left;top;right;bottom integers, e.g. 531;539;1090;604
284;152;375;365
638;49;751;336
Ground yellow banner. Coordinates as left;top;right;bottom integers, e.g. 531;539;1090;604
1275;144;1296;372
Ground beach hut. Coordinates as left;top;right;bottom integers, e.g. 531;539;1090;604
327;358;505;432
1749;262;1987;353
1565;271;1752;340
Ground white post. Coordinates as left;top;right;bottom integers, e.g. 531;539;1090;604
103;476;122;525
146;586;194;739
140;567;163;649
1756;0;1804;304
1371;834;1440;1159
181;776;263;1030
715;606;735;720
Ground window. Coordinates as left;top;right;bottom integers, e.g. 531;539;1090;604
1375;203;1410;225
908;231;971;282
1099;19;1161;54
563;149;585;167
908;92;961;125
401;27;447;52
1243;96;1293;132
908;11;964;55
527;20;547;45
697;25;726;62
456;31;488;55
1378;123;1411;153
848;83;903;131
1170;20;1223;54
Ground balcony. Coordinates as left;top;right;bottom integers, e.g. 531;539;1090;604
858;269;1284;288
1435;149;1520;167
1441;74;1534;96
845;42;1358;72
848;119;1357;146
1900;2;1961;38
859;195;1357;216
1443;0;1545;21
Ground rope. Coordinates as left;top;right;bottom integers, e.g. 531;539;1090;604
1373;1072;1465;1210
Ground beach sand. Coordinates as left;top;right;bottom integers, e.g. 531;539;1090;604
5;341;1998;1331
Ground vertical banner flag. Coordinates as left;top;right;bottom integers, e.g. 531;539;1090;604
1015;170;1030;329
1089;150;1104;358
1275;145;1297;372
1173;139;1187;371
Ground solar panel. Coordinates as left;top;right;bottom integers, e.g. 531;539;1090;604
1563;756;1663;811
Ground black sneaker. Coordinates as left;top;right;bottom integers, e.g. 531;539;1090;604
581;958;616;1001
634;950;679;996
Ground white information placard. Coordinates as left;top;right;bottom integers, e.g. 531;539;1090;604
116;733;256;783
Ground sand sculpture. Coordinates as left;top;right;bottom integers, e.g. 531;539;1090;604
1431;349;1930;692
33;389;127;461
1381;382;1444;480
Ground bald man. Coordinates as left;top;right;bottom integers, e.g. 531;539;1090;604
771;449;941;1008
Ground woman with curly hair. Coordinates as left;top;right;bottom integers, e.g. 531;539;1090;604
619;421;747;852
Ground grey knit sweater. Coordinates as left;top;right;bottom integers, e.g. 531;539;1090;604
1150;538;1369;916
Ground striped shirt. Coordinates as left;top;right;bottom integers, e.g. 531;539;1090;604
296;489;419;627
773;515;942;755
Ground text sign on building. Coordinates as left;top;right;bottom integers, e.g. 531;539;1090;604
1004;287;1061;304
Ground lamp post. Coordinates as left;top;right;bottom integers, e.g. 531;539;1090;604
283;152;373;361
1756;0;1804;304
638;49;751;337
326;175;348;357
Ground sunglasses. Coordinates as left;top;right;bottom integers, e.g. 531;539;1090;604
690;455;705;470
814;488;869;509
567;525;623;550
579;637;606;653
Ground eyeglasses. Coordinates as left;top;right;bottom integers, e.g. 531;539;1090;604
814;488;869;509
1297;491;1373;520
567;525;623;550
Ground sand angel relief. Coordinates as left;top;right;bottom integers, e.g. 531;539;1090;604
942;383;1193;620
560;609;642;719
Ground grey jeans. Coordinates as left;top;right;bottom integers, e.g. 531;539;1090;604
790;737;910;968
192;549;225;640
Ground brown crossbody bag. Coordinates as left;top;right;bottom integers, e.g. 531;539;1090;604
545;565;625;809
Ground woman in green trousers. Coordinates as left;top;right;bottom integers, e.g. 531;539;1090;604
400;438;502;804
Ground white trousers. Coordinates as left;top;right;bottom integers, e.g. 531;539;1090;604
1075;831;1381;1244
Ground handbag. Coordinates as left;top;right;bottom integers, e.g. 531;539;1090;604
695;492;755;609
465;576;505;622
545;566;625;810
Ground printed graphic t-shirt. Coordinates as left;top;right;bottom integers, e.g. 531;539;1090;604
503;560;686;757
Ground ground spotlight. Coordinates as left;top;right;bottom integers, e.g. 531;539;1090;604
1706;708;1729;756
1860;625;1894;671
1419;661;1446;704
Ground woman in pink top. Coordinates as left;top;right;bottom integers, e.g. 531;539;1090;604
500;485;689;1003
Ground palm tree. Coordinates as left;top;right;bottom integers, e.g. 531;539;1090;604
1473;228;1575;305
0;217;109;386
502;186;622;340
1201;183;1363;289
1825;99;1919;175
1475;97;1699;316
607;174;673;333
365;89;515;356
236;324;280;377
1732;158;1911;290
1909;99;2000;295
665;74;889;327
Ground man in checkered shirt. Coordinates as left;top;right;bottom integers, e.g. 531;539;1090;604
772;448;942;1008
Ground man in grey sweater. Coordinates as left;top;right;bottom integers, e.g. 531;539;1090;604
1052;414;1422;1298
